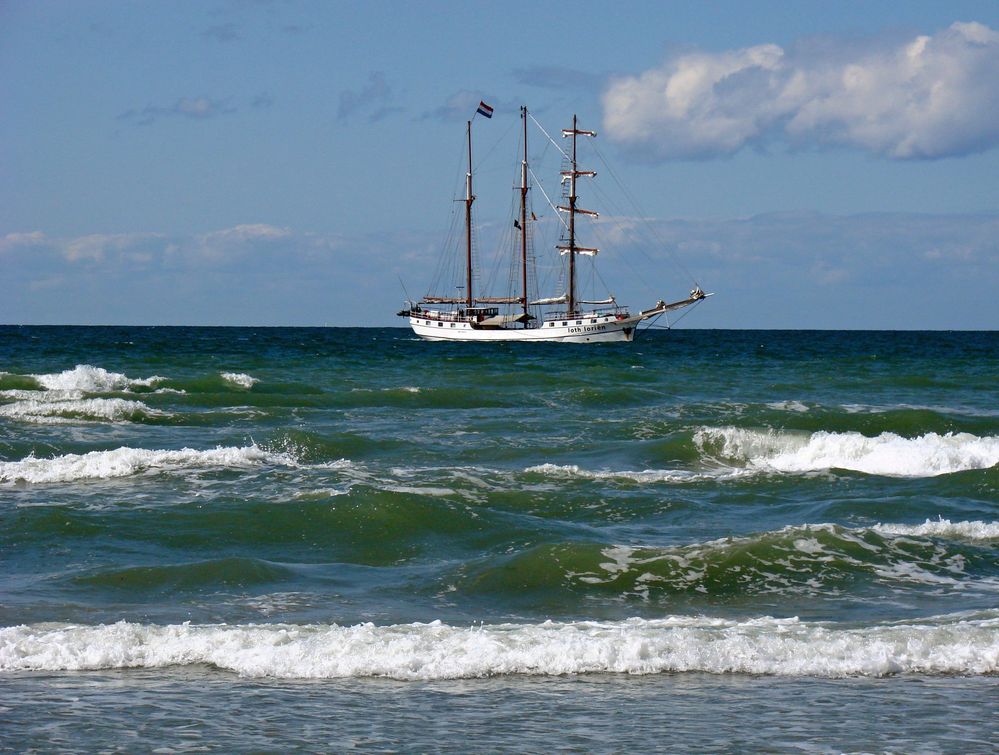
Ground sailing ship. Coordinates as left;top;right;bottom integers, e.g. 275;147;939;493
397;103;709;343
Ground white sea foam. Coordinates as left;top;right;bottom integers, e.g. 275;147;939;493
31;364;165;392
0;388;85;402
2;612;997;679
0;397;163;424
873;518;999;542
696;427;999;477
767;400;810;413
0;445;296;484
524;463;749;484
221;372;258;388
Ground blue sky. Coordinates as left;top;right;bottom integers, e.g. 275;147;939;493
1;0;997;328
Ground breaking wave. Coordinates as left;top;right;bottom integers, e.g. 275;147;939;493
0;445;298;484
696;427;999;477
873;518;999;542
30;365;165;392
0;397;164;424
3;611;997;679
221;372;259;389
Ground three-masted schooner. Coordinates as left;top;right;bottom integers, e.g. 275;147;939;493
397;103;708;343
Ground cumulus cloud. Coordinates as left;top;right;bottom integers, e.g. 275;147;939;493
603;21;999;160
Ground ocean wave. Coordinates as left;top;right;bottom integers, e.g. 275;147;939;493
0;445;297;484
221;372;258;389
31;364;165;392
695;427;999;477
3;612;998;679
460;521;991;601
0;397;165;424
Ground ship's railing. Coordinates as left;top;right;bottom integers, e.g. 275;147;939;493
412;307;499;323
542;308;628;322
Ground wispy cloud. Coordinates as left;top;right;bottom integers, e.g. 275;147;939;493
251;92;275;109
118;96;236;126
338;72;401;122
514;66;604;92
203;23;240;43
420;90;519;122
603;22;999;161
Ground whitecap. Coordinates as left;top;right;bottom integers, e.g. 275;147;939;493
31;364;165;392
3;612;998;678
0;445;296;484
873;518;999;542
695;427;999;477
221;372;259;388
0;397;164;424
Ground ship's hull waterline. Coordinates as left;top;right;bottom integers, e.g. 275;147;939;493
408;313;641;343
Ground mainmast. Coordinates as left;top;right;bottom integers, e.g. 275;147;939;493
560;115;597;316
465;120;474;308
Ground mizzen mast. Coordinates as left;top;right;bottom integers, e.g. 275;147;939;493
559;115;597;316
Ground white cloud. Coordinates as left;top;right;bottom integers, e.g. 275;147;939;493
603;22;999;160
61;233;167;263
0;231;47;253
2;215;995;328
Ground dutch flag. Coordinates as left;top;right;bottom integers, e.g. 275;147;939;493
476;100;494;118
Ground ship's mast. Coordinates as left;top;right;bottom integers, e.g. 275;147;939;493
465;120;474;308
560;115;597;316
520;106;529;321
568;115;577;314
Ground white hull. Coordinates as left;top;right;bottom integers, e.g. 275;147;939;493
409;312;642;343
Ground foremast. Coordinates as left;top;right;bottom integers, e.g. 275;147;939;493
559;115;598;316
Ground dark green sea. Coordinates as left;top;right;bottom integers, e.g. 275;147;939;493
2;326;998;752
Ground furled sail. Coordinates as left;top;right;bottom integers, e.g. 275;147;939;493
529;294;567;305
557;244;598;256
423;296;468;304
